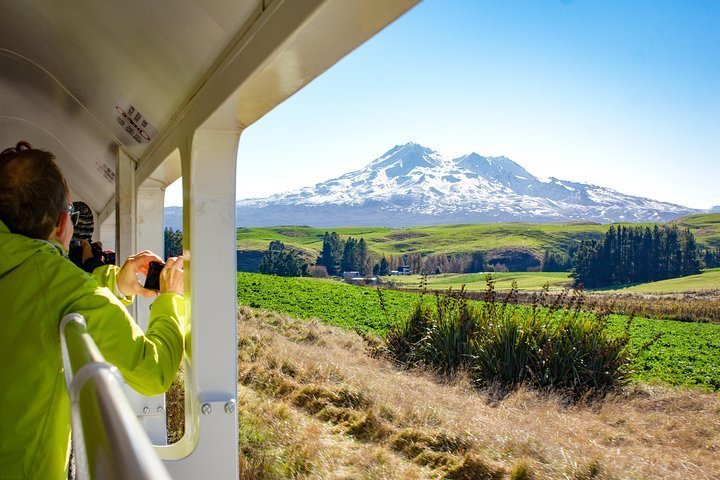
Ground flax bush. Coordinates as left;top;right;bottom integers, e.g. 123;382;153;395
385;277;632;397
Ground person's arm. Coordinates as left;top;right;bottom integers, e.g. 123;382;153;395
67;288;184;395
65;254;185;396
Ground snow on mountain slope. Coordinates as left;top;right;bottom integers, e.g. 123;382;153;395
228;143;696;227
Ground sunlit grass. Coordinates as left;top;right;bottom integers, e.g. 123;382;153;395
227;306;720;479
608;268;720;293
388;272;572;291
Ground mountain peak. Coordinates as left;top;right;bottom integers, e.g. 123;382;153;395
455;152;534;181
368;142;442;178
377;142;436;159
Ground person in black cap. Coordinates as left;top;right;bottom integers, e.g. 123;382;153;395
68;201;115;272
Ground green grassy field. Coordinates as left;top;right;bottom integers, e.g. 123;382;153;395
238;223;621;257
387;269;720;293
238;273;720;391
237;214;720;259
388;272;573;291
609;268;720;293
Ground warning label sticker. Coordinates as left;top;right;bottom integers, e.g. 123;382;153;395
113;98;157;145
95;161;116;184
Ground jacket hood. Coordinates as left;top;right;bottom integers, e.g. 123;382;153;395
0;220;62;277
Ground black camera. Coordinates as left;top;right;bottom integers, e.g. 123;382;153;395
144;261;165;291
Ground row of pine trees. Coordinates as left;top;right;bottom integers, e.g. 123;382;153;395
571;225;702;288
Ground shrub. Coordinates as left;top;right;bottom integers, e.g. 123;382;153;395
418;289;477;374
385;279;633;397
307;265;328;278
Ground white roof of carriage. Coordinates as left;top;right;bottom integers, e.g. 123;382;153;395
0;0;417;215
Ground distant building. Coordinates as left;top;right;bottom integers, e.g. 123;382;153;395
342;271;360;280
349;276;380;285
398;266;411;275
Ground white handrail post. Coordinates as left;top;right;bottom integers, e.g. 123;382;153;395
59;313;172;480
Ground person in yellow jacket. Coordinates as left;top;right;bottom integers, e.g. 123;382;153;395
0;141;185;479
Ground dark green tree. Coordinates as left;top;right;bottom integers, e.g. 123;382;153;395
357;238;371;276
341;237;359;272
259;241;305;277
318;231;344;276
379;257;389;275
572;225;702;288
164;227;183;259
469;251;486;273
680;228;701;276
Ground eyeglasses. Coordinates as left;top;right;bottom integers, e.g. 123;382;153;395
64;203;80;227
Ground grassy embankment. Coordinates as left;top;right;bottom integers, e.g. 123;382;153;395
237;273;720;392
220;306;720;479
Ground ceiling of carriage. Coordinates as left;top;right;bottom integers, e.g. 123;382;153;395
0;0;263;213
0;0;418;216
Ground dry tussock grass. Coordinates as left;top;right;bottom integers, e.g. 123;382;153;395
169;305;720;479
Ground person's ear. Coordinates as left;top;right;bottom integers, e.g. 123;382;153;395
51;211;70;242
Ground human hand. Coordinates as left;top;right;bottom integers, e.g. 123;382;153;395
160;256;184;296
117;250;163;298
80;240;93;263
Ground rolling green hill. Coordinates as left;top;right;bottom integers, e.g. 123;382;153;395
238;223;625;258
236;214;720;271
670;213;720;249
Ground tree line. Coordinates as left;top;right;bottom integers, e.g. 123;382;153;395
258;240;306;277
571;225;701;288
702;248;720;269
315;231;489;277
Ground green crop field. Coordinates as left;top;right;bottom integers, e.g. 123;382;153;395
237;214;720;260
238;273;720;391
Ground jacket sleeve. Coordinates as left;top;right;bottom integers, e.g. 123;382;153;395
62;268;185;396
91;264;133;306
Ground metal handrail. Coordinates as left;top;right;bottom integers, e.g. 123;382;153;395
60;313;172;480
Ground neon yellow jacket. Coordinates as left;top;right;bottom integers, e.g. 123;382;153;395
0;220;184;479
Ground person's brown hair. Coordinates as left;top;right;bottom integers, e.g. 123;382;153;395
0;141;68;239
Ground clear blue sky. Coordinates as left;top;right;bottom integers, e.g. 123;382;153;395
167;0;720;209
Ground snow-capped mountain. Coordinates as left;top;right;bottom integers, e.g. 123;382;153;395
165;143;698;229
232;143;698;227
